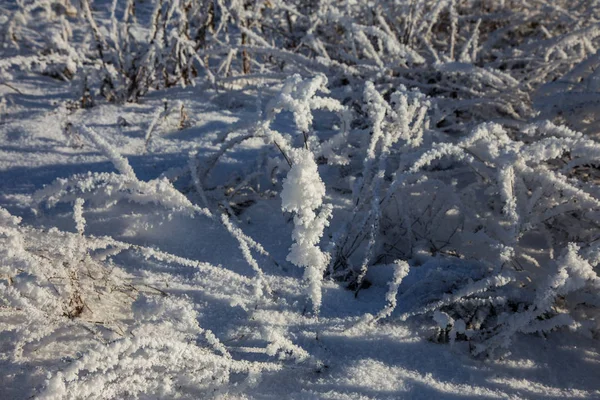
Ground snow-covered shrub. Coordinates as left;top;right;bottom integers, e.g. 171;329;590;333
189;0;599;131
0;203;134;361
39;295;278;399
1;196;280;396
1;0;595;112
0;120;322;396
325;82;600;355
66;0;214;102
328;82;430;287
192;74;348;313
0;0;80;83
187;71;600;352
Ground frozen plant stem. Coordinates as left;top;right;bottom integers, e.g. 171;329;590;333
281;148;332;315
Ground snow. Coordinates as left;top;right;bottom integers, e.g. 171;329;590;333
1;1;600;399
281;147;332;314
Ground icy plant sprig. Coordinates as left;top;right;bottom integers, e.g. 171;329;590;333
262;73;352;163
281;148;332;315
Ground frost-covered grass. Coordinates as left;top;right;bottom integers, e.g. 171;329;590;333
1;0;600;399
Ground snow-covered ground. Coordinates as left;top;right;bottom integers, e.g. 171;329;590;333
2;1;600;399
0;73;597;400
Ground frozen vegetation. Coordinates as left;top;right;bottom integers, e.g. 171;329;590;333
1;0;600;398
